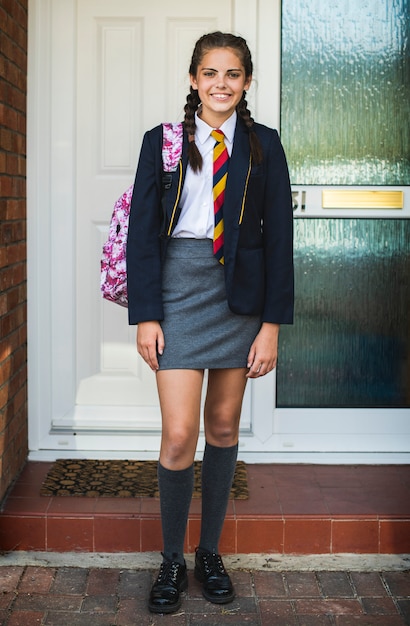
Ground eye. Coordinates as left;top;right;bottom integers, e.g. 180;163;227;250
203;70;216;77
228;72;241;79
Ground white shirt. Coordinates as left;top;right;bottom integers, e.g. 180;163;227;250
172;111;236;239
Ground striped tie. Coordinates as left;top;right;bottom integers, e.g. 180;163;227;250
211;129;229;264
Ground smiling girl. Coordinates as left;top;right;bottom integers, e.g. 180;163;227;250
126;31;294;614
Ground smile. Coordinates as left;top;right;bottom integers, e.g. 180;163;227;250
212;94;231;101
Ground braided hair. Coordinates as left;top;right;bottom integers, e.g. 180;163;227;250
184;31;263;172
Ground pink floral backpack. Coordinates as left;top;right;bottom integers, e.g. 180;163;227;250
100;122;183;307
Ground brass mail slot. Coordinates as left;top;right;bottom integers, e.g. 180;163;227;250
322;190;404;210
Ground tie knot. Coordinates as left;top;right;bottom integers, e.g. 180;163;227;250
211;129;225;143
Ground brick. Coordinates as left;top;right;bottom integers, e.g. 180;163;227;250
18;566;56;593
397;599;410;622
295;599;363;616
117;569;151;597
13;593;82;612
80;594;117;613
253;571;287;597
382;572;410;597
257;599;295;619
335;617;405;625
44;614;114;626
284;572;321;597
50;567;89;595
350;572;389;597
317;571;355;598
0;565;23;592
361;597;400;615
85;568;120;595
7;611;44;626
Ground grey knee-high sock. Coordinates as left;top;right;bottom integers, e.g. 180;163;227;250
157;462;194;565
199;442;238;554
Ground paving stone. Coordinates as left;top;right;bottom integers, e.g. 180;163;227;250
284;572;321;597
350;572;388;597
85;567;120;595
0;591;15;610
298;617;333;625
257;598;295;618
253;571;287;597
318;571;355;597
81;593;118;613
44;613;115;625
117;569;151;597
0;566;24;592
361;596;400;615
383;571;410;597
50;566;89;595
396;598;410;622
335;616;407;625
6;610;45;625
18;565;56;593
190;615;260;625
13;592;83;612
294;598;363;616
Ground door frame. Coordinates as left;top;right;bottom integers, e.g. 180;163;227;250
27;0;410;463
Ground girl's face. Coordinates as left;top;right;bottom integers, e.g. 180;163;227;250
190;47;252;128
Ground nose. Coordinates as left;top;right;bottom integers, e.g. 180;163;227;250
215;75;227;88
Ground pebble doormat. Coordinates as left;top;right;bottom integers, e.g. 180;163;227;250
40;459;248;499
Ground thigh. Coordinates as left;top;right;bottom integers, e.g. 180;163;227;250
156;369;205;469
204;368;248;446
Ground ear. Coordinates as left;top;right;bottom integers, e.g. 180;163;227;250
244;75;252;91
189;74;198;90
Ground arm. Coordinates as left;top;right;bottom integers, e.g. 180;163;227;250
126;126;164;325
261;129;294;324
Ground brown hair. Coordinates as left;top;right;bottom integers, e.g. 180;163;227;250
184;31;263;171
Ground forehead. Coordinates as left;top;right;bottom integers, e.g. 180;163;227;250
198;47;244;69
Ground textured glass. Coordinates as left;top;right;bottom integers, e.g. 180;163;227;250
281;0;410;185
276;219;410;407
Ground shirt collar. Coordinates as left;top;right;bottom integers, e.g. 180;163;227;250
195;110;237;145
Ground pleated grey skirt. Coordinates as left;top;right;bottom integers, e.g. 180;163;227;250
158;238;261;370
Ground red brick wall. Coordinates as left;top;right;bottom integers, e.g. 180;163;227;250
0;0;28;501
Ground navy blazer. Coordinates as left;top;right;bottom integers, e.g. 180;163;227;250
126;118;294;325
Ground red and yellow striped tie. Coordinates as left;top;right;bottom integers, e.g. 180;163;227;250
211;129;229;265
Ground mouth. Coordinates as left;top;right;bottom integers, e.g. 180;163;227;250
211;93;231;101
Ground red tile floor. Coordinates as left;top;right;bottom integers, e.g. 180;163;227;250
0;462;409;555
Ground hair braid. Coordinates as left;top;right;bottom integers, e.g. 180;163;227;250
183;87;203;172
237;93;263;165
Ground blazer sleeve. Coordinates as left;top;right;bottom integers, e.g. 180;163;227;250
261;128;294;324
126;126;164;324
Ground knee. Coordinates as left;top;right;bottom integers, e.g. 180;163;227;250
161;430;196;468
205;411;239;447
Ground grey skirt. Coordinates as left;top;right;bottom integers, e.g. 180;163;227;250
158;238;261;370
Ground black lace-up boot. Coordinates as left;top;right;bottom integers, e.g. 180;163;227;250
148;554;188;614
194;547;235;604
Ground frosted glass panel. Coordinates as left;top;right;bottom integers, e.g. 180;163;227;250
277;219;410;407
281;0;410;185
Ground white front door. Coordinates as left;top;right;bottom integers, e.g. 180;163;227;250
28;0;282;460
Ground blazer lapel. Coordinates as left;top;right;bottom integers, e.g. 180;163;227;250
223;121;251;263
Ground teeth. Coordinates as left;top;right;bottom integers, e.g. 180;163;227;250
213;94;230;100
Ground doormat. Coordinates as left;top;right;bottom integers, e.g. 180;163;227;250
40;459;248;499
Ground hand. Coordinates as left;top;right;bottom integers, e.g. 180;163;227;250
246;323;280;378
136;321;165;371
